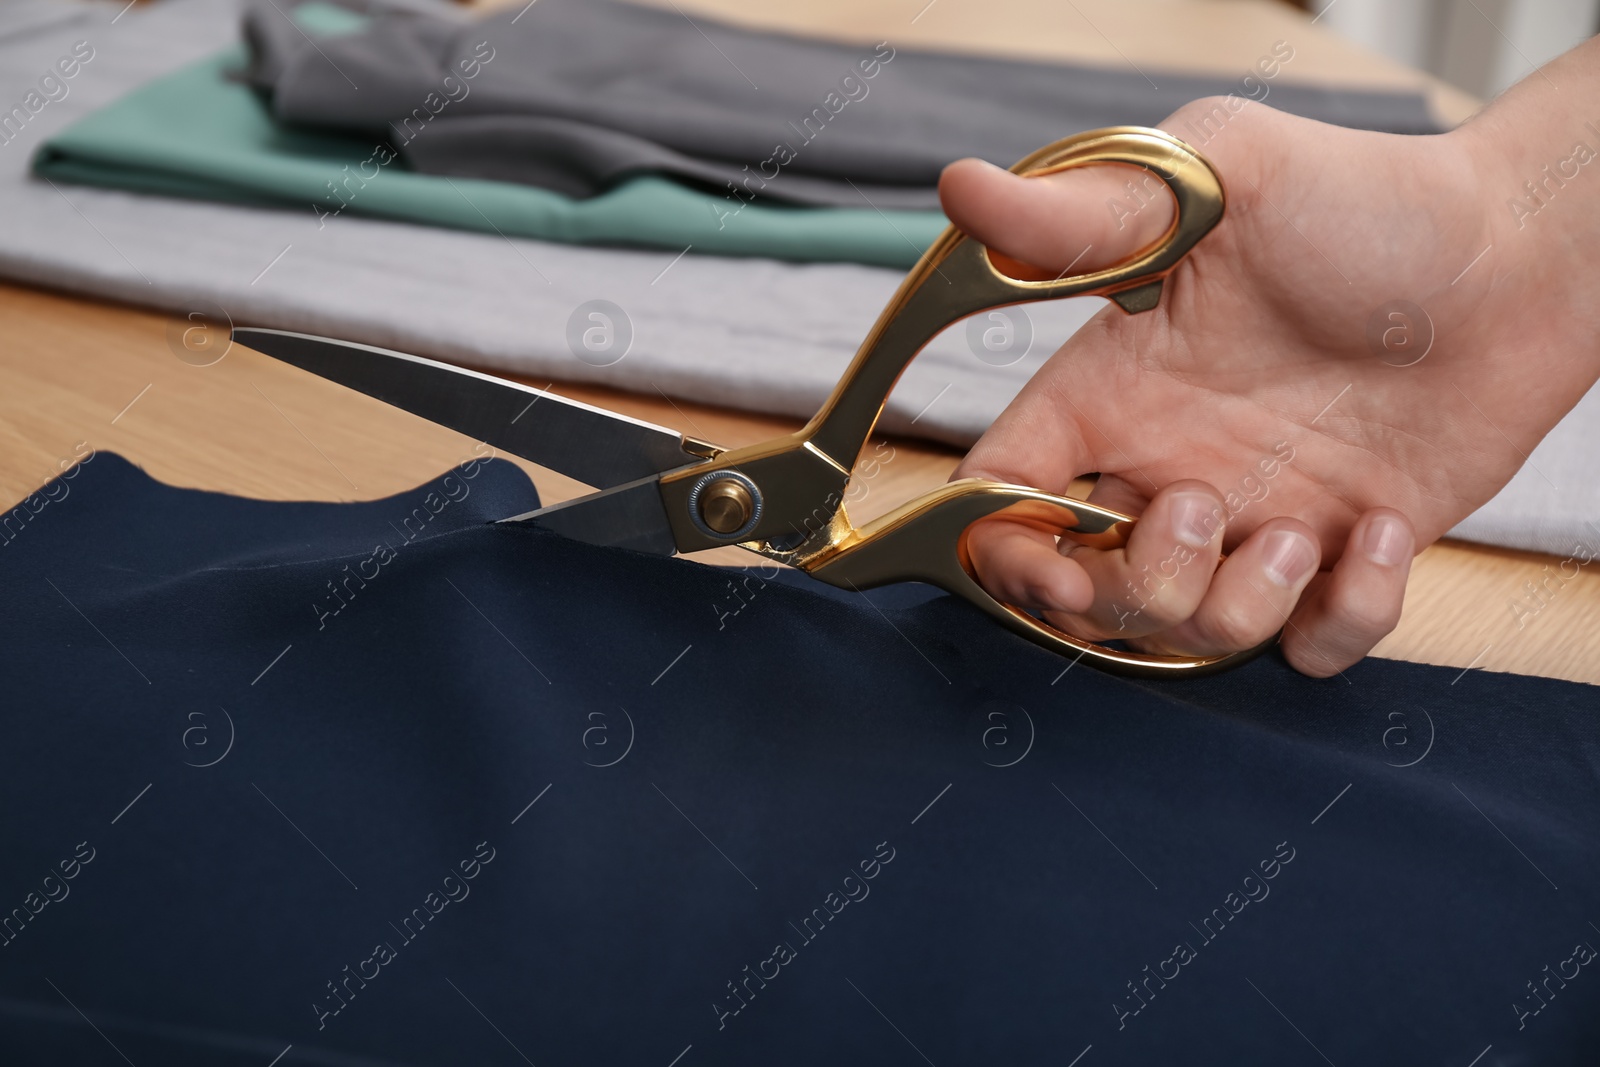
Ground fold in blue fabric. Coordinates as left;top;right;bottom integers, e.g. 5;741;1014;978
1;453;1596;1065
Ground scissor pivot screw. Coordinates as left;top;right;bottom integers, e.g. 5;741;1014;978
701;478;752;533
687;470;763;540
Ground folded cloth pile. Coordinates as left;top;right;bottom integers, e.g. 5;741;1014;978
33;0;1443;265
241;0;1438;209
0;0;1102;450
0;453;1595;1064
32;2;938;268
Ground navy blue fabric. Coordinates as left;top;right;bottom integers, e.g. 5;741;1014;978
1;452;1596;1066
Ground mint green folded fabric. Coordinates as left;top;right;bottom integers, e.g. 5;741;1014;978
32;32;945;268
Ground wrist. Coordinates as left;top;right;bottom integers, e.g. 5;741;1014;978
1452;41;1600;361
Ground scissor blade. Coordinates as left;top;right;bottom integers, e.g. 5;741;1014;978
232;328;707;490
501;474;679;556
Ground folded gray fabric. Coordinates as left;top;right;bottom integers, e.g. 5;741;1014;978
244;0;1441;208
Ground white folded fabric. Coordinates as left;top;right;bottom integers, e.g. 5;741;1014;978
0;0;1593;557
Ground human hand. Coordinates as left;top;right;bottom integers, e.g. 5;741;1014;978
939;75;1600;676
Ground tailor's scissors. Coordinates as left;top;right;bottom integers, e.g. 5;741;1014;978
234;126;1263;678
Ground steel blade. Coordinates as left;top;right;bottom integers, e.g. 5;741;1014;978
232;328;708;490
501;474;680;556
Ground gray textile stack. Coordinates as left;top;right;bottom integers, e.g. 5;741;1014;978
0;0;1594;558
244;0;1439;207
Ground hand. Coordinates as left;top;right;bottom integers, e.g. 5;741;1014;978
938;74;1600;676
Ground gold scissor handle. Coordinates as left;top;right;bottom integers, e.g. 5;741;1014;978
801;125;1225;472
802;480;1272;680
792;127;1258;677
659;127;1254;675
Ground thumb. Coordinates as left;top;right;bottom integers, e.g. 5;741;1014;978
938;157;1176;277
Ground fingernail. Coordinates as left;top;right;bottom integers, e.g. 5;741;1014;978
1172;492;1221;549
1262;530;1316;588
1361;514;1410;566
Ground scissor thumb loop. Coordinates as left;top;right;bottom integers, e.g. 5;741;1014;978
938;155;1179;281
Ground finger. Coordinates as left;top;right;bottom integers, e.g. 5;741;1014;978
1040;481;1227;639
1280;509;1415;677
964;516;1096;618
1133;518;1321;657
939;157;1176;276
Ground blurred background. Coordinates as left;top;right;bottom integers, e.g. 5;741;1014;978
1303;0;1595;97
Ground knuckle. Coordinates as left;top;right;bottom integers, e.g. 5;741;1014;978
1020;577;1064;611
1121;543;1213;624
1324;584;1403;643
1285;637;1346;678
1136;582;1203;630
1167;95;1248;130
1197;601;1272;651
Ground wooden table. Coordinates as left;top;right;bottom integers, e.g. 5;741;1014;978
4;0;1596;685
